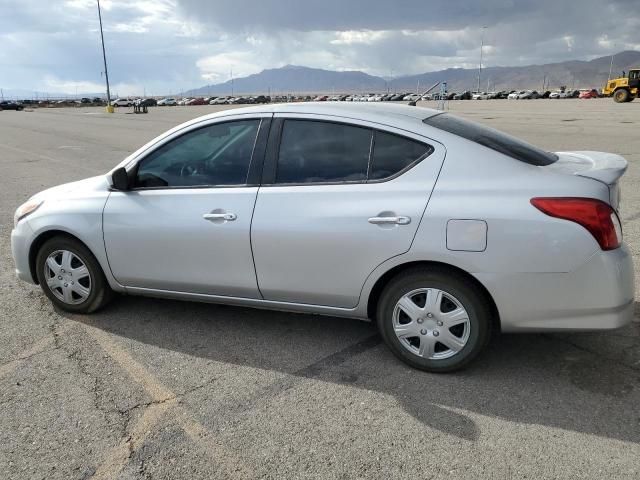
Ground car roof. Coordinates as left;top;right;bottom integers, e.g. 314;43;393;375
190;102;442;126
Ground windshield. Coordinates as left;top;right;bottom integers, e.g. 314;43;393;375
423;113;558;166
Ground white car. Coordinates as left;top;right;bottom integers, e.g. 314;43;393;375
507;91;521;100
112;98;135;107
549;91;562;99
157;98;177;106
11;103;633;372
472;92;489;100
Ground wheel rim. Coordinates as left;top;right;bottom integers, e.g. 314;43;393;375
392;288;471;360
43;250;92;305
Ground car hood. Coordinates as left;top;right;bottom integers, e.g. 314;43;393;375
30;175;111;202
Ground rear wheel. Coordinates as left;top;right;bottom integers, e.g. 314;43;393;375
376;268;492;372
614;89;630;103
35;236;112;313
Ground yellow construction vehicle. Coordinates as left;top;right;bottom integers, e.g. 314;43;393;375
603;69;639;102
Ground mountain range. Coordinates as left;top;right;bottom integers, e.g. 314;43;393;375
187;50;640;96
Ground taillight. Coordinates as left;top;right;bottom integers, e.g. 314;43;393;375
530;197;622;250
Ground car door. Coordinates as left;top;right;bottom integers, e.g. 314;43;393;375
103;115;270;298
251;115;446;309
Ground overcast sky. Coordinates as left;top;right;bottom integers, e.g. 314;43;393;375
1;0;638;96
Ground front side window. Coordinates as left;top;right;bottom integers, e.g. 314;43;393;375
369;131;432;180
276;120;372;184
135;119;260;188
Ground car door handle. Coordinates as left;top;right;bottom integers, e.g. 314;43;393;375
368;216;411;225
203;212;237;221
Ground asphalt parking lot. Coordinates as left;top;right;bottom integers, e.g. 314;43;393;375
1;99;639;480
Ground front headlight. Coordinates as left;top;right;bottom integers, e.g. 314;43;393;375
14;200;43;226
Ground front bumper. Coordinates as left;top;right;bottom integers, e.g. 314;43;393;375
476;244;635;332
11;221;36;284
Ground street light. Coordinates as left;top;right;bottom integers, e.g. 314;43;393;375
477;26;487;93
96;0;113;113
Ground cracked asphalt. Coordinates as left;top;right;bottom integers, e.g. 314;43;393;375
1;100;639;480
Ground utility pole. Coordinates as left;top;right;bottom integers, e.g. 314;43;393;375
608;51;615;81
96;0;113;112
230;68;234;96
477;26;487;93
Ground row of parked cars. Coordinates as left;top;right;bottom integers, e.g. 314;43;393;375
4;87;603;112
111;95;271;107
308;88;603;102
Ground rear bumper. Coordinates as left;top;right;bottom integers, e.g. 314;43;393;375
476;245;635;332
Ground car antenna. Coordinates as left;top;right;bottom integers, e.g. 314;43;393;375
408;81;441;106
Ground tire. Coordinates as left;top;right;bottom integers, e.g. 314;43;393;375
35;236;113;313
614;89;629;103
376;267;492;372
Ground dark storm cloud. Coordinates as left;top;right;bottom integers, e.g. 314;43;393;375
177;0;630;33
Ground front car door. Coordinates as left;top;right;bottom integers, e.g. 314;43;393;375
251;114;446;308
103;114;271;298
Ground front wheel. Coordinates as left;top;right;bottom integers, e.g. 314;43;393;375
376;268;492;372
614;89;630;103
35;236;112;313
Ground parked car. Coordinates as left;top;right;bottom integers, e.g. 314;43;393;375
157;98;177;106
80;98;91;104
578;89;598;99
112;98;135;107
453;91;472;100
252;95;271;104
211;97;229;105
0;101;24;111
92;97;103;104
137;98;157;107
11;103;632;373
549;91;561;99
507;91;522;100
187;98;208;105
472;92;489;100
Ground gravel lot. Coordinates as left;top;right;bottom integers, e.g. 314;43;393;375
1;100;639;480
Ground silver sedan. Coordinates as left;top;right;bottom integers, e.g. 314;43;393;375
11;103;634;372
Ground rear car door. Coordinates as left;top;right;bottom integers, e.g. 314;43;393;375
251;114;446;308
103;115;270;297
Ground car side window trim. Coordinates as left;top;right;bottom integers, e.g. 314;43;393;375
260;117;434;186
129;117;271;191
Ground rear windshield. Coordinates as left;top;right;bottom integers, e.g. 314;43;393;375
423;113;557;166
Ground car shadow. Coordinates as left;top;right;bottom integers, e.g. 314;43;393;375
65;295;640;444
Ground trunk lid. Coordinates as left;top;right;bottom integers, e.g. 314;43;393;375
546;151;627;210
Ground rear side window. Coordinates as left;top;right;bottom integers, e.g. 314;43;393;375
276;120;372;183
369;131;432;180
424;113;557;166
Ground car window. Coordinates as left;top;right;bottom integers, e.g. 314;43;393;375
276;120;372;184
369;131;432;180
423;113;557;166
135;119;260;188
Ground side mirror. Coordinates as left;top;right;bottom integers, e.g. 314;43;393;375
111;167;130;191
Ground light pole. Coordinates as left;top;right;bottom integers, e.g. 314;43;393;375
608;50;615;81
96;0;113;112
477;26;487;93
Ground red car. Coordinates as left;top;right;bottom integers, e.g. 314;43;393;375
187;98;208;105
579;89;598;99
